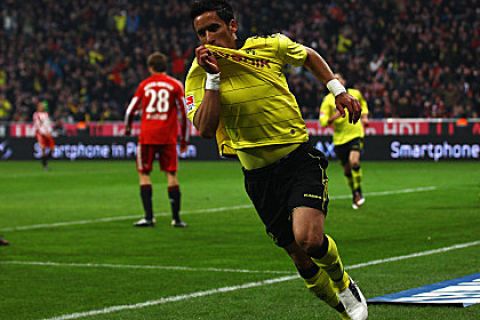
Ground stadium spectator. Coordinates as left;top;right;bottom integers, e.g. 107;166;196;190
1;1;478;121
33;101;55;170
320;73;369;210
0;94;12;120
125;52;189;228
186;1;367;319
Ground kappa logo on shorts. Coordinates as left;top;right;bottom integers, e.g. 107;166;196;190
185;95;195;112
304;193;322;200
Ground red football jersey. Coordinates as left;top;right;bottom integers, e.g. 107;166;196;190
125;73;188;145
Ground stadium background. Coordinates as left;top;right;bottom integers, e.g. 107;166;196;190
1;1;479;320
0;0;479;161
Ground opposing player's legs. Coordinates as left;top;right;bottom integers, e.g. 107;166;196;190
36;133;49;170
160;144;186;228
166;171;186;227
134;144;156;227
292;208;367;320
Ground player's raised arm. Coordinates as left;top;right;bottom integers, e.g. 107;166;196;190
303;47;361;124
192;45;221;139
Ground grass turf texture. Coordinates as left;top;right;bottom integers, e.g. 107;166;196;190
0;160;479;320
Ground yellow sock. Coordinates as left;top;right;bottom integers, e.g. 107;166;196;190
312;235;350;292
305;268;342;311
351;167;362;191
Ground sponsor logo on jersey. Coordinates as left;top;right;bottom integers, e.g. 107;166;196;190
212;51;271;69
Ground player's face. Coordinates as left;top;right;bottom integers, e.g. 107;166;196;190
193;11;238;49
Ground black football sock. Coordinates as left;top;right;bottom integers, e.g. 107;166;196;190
41;155;48;168
140;184;153;220
168;185;181;222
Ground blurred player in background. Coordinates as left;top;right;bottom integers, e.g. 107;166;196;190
186;1;367;319
0;236;9;246
33;101;55;170
320;73;369;209
125;52;189;228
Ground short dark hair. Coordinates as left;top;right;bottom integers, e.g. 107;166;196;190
147;52;167;72
190;0;235;25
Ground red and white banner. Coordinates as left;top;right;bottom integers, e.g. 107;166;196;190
7;119;479;138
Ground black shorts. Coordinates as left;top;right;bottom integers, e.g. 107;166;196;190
334;137;364;166
243;142;329;248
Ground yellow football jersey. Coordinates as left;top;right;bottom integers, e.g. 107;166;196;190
185;34;309;158
319;88;369;146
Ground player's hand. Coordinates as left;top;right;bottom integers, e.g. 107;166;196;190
328;111;342;125
125;126;131;136
361;116;369;127
335;92;362;124
180;140;188;153
195;45;220;74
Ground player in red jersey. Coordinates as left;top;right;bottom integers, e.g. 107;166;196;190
125;52;189;228
33;101;55;170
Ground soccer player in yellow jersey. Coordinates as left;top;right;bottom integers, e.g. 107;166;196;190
186;1;368;319
320;73;369;210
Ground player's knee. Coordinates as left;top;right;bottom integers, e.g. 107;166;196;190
350;159;360;169
139;168;152;176
297;234;325;255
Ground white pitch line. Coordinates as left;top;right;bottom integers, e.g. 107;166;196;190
345;240;480;270
0;260;291;275
0;186;436;232
0;204;252;232
41;275;299;320
330;186;437;200
39;239;479;320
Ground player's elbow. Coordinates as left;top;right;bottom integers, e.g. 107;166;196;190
199;128;216;139
194;116;217;139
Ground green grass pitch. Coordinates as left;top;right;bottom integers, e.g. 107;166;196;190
0;160;479;320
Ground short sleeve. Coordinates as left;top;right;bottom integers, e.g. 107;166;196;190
277;34;308;66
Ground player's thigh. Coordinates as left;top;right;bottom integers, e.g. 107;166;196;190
349;149;361;165
348;138;364;165
136;144;156;174
158;144;178;173
243;166;294;248
291;206;326;245
288;144;330;216
46;136;55;149
334;143;350;167
36;133;47;149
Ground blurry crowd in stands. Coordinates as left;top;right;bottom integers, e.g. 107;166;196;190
0;0;478;124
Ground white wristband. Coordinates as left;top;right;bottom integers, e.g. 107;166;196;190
205;72;221;91
326;79;346;97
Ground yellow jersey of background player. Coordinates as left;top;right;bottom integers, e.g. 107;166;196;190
319;73;369;209
319;81;368;146
186;33;309;169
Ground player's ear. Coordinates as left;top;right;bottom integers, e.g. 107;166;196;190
229;19;238;34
